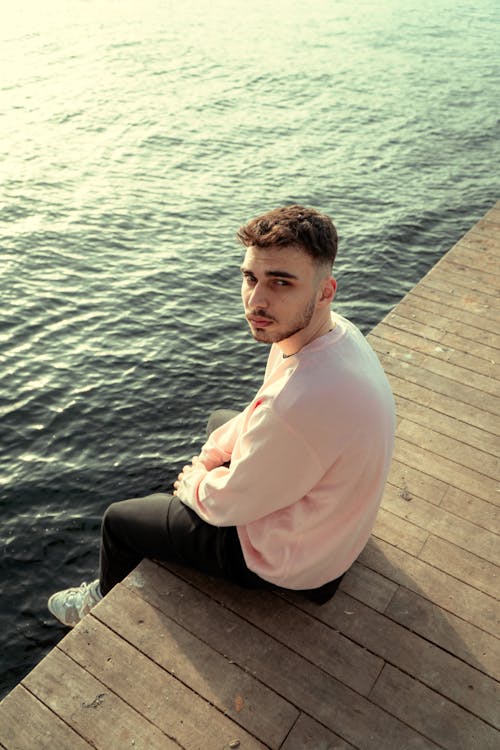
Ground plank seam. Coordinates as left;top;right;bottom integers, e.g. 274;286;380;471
417;533;500;594
405;285;500;328
87;603;272;749
367;663;500;738
394;432;500;497
280;586;500;733
387;305;500;354
421;272;500;308
395;418;500;483
360;566;500;680
388;376;500;440
392;394;500;460
384;482;500;545
379;318;499;367
164;564;499;743
360;541;499;639
372;328;499;385
398;294;500;336
20;682;97;750
445;259;500;290
371;531;500;600
378;504;429;556
161;568;380;699
55;636;195;750
448;252;500;282
277;712;301;750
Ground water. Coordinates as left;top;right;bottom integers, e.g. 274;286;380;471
0;0;498;698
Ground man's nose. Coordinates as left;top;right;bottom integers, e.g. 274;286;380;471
248;282;269;309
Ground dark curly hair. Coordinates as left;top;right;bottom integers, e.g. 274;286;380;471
237;205;338;268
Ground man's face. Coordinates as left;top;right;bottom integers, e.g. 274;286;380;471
241;244;330;346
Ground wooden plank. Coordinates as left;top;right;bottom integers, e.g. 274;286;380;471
482;201;500;219
393;437;498;506
393;394;500;459
441;486;500;530
369;664;500;750
408;281;500;334
419;536;499;598
393;296;500;351
371;324;498;380
379;312;447;347
93;581;297;749
457;226;500;258
387;456;448;508
371;334;500;409
279;589;500;730
449;244;500;277
385;587;500;681
389;375;500;444
448;232;500;264
464;215;500;242
120;561;435;750
376;308;499;377
144;564;384;697
414;275;500;325
375;337;498;414
443;257;500;292
360;538;499;636
374;506;428;557
0;684;93;750
22;648;176;750
280;714;354;750
396;417;499;479
340;562;398;613
59;615;268;750
381;482;500;563
456;219;500;246
457;227;499;252
408;276;500;327
444;216;500;255
125;562;384;697
429;260;500;300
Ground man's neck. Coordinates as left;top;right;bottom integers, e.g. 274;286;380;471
278;313;334;358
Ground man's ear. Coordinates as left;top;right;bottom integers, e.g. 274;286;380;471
319;277;337;305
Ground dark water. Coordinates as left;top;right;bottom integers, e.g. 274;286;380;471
1;0;499;698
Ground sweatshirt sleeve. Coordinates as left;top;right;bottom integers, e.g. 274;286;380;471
176;404;324;526
197;409;246;470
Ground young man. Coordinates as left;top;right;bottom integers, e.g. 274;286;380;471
48;205;395;626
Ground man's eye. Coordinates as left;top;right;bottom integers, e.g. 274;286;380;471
275;279;290;286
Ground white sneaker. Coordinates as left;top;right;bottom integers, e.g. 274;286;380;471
48;580;102;627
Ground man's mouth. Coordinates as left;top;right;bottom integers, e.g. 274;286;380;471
247;315;274;328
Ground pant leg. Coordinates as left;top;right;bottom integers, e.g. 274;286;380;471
98;410;239;594
99;492;250;595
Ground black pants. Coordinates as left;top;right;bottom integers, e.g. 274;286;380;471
98;409;344;603
99;491;270;595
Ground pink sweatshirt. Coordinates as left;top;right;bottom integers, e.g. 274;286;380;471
176;312;395;589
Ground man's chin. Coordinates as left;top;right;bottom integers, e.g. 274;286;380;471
247;324;275;343
250;329;274;343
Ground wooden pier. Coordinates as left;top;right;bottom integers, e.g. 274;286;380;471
1;203;499;749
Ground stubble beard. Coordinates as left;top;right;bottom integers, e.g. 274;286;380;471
249;295;317;345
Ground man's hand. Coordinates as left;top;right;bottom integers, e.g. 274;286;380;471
173;456;199;495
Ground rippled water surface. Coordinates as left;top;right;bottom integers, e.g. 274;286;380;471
0;0;498;697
